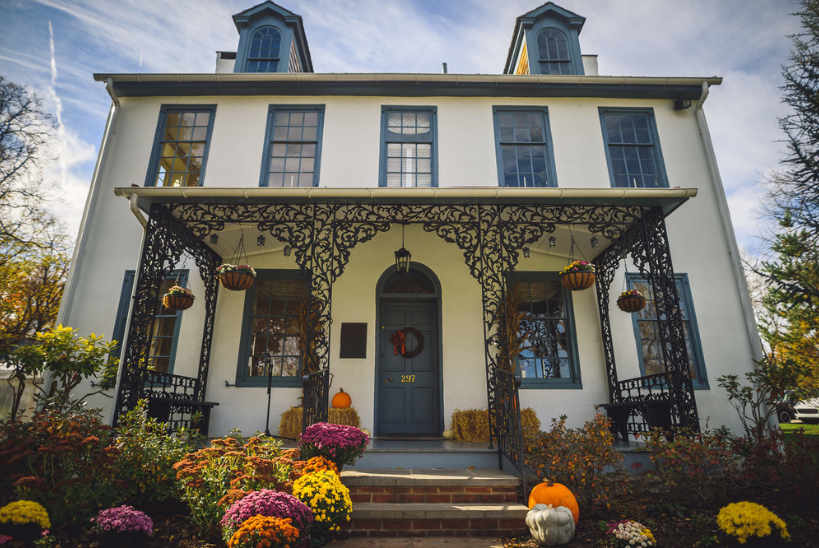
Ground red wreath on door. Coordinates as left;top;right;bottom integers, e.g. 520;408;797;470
389;327;424;358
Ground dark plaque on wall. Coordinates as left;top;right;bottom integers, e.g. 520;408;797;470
339;323;367;358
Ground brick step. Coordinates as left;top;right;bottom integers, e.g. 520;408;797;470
345;502;529;538
340;469;528;537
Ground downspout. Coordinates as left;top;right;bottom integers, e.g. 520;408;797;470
50;79;121;417
694;81;764;363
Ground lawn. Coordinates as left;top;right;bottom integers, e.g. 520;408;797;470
780;422;819;439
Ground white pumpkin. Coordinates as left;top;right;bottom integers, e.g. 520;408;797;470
525;504;576;546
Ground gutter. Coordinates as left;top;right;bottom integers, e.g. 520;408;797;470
114;186;698;202
57;78;121;326
694;81;764;362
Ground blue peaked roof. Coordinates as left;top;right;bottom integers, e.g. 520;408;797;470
232;1;313;72
504;2;586;74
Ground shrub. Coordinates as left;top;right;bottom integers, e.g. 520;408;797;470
298;422;369;469
221;490;312;547
92;505;153;545
523;414;624;507
227;516;300;548
717;502;789;546
643;427;738;503
173;435;288;533
113;399;204;506
0;406;120;525
292;470;352;546
0;500;51;543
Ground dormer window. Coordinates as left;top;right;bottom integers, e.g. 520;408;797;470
247;27;281;72
537;28;571;75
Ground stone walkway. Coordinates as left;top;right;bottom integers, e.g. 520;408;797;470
330;537;505;547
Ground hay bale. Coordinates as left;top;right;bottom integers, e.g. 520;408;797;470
278;406;362;439
451;407;540;442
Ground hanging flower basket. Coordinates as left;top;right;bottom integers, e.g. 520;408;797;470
560;260;596;291
617;289;646;313
163;285;195;311
217;263;256;291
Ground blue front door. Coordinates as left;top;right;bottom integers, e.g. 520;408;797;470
377;300;440;436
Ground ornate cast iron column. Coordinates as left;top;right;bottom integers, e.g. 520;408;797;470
630;209;700;431
113;204;221;424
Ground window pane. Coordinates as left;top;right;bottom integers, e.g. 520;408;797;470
267;110;322;187
495;110;552;187
151;109;213;187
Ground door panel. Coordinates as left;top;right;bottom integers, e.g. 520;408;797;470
377;301;440;436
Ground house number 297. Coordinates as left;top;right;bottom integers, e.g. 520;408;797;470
401;375;416;383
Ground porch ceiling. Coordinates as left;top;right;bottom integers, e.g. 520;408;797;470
114;186;696;216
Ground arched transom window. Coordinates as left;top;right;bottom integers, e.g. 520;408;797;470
247;27;281;72
537;28;571;75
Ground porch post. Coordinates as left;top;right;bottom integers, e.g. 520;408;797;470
632;209;700;431
593;244;622;404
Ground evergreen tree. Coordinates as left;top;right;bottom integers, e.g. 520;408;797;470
760;0;819;395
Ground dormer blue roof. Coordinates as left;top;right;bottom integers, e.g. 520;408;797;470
232;1;313;73
504;2;586;76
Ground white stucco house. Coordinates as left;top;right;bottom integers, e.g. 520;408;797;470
60;1;760;476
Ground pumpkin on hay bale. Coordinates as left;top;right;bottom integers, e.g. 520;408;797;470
278;406;361;439
451;408;540;442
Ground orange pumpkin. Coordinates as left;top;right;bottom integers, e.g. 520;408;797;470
527;481;579;524
331;388;352;409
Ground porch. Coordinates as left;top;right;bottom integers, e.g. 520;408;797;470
111;186;701;494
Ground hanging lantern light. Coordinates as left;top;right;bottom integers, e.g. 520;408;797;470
394;223;412;274
590;236;599;249
523;247;530;258
549;235;556;248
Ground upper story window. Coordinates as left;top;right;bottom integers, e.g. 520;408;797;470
247;27;281;72
514;274;581;388
600;108;668;188
380;107;437;188
627;274;708;389
493;107;557;188
261;106;324;188
236;271;308;387
537;28;571;75
146;106;215;187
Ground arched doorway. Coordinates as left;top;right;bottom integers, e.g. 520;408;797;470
375;264;442;437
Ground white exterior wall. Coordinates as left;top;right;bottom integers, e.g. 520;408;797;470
66;91;758;435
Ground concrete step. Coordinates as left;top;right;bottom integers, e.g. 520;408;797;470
350;445;499;469
343;468;518;504
340;468;529;538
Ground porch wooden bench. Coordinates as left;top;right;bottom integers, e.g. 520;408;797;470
146;397;219;436
598;399;673;441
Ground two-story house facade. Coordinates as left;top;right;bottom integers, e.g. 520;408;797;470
60;2;760;472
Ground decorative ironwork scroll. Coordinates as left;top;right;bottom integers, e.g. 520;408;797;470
592;207;700;437
114;204;221;426
631;210;700;430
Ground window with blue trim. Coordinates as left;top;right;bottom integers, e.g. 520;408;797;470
261;107;324;188
112;270;187;375
380;107;436;187
494;108;556;187
537;28;571;75
600;109;668;188
514;274;581;388
627;274;708;388
247;27;281;72
236;270;308;386
146;106;215;187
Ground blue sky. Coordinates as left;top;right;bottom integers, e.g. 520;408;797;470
0;0;801;252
